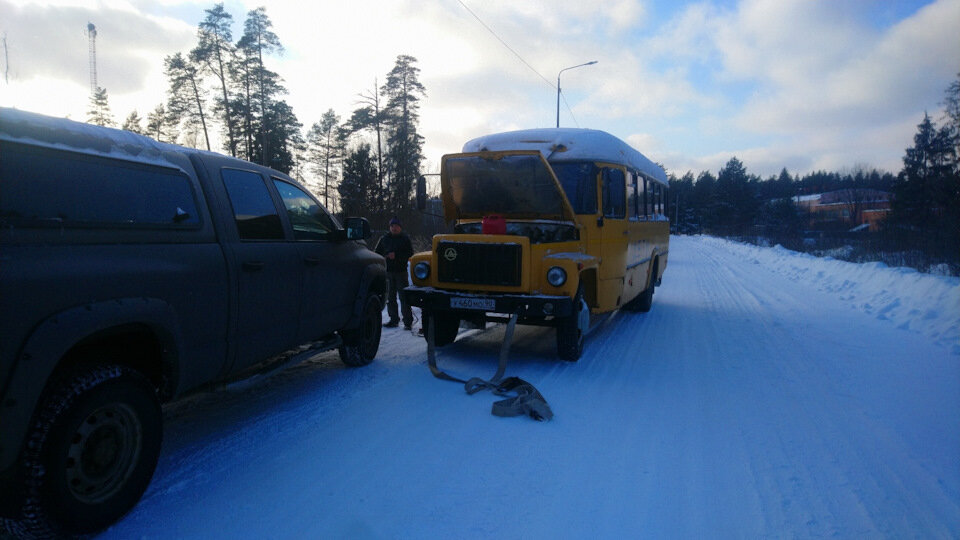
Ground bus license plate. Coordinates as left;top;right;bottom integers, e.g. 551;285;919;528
450;297;495;311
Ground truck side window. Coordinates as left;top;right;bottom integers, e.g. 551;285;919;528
220;168;284;240
602;168;625;219
272;178;337;240
0;142;199;228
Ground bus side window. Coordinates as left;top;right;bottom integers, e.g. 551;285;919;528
653;183;660;216
627;171;638;220
643;176;651;219
602;168;625;219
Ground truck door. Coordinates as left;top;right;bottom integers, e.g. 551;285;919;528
270;177;356;341
219;168;301;371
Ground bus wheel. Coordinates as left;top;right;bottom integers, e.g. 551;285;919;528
557;286;588;361
625;258;657;313
422;311;460;347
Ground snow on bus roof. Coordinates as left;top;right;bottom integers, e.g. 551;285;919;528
0;107;185;170
462;128;668;185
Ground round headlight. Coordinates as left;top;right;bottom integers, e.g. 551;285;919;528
547;266;567;287
413;261;431;280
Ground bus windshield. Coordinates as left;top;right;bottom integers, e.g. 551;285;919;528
443;154;572;220
550;161;598;215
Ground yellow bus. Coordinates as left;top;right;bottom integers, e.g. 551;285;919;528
405;128;669;361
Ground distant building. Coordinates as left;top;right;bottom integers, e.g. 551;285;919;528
794;189;892;232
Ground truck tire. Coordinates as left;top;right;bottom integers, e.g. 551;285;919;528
557;286;589;361
339;293;382;367
17;365;162;537
421;311;460;347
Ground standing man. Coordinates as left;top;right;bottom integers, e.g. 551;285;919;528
375;216;414;329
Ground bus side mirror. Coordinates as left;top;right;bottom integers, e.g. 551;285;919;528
416;175;426;211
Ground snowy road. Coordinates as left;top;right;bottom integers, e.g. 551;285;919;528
100;235;959;538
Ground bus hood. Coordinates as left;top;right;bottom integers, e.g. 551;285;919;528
439;150;577;222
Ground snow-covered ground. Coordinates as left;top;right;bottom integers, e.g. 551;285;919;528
100;235;959;538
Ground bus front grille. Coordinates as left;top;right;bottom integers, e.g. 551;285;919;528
437;242;522;287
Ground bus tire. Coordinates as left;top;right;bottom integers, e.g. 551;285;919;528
624;258;657;313
557;286;588;361
422;311;460;347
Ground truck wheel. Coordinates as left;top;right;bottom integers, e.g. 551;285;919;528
557;286;589;361
339;294;382;367
18;365;162;537
422;311;460;347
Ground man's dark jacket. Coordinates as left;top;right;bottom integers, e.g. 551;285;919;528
375;232;414;273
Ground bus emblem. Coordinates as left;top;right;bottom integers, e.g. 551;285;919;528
443;247;458;261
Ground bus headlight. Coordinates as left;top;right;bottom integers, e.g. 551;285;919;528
547;266;567;287
413;261;431;280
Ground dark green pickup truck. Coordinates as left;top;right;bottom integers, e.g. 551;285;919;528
0;108;386;537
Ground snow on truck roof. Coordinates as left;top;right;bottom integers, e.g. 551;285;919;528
462;128;668;185
0;107;187;170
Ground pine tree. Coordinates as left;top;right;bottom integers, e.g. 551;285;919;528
339;143;378;218
236;7;284;166
86;87;114;127
122;110;144;134
146;104;172;143
260;99;302;174
381;55;426;214
888;111;959;269
192;3;237;156
348;80;388;206
306;109;345;209
165;52;210;150
715;157;759;235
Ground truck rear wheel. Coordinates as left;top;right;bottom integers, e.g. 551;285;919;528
17;365;162;537
422;311;460;347
339;293;382;367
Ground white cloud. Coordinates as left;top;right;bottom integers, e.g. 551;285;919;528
2;0;956;181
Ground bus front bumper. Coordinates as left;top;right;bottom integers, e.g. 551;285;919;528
402;286;574;319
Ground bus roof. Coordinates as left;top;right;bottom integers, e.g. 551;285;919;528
462;128;668;185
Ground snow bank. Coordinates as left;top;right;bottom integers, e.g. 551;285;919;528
696;236;960;354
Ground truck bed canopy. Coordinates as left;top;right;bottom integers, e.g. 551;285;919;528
462;128;668;186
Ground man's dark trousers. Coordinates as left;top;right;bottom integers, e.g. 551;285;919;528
387;271;413;327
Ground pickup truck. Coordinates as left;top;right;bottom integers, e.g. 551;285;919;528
0;108;386;537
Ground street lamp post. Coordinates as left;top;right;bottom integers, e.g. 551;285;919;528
556;60;598;128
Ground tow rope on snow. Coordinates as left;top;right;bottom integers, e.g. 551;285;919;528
426;312;554;421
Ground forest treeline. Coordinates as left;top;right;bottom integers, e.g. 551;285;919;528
85;4;959;274
669;73;959;274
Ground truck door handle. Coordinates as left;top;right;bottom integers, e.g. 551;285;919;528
304;257;322;267
242;261;265;272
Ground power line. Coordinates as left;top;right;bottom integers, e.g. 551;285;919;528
560;91;580;127
456;0;555;91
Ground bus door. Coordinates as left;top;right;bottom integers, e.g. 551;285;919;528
623;171;649;302
599;166;628;308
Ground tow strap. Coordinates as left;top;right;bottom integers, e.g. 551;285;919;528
426;312;554;421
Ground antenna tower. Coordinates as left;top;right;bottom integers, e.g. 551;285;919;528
87;22;97;94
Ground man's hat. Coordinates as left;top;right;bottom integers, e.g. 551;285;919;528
389;216;401;226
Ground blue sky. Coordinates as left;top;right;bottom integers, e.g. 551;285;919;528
1;0;958;185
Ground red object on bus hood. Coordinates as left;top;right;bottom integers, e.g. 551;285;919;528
482;214;506;234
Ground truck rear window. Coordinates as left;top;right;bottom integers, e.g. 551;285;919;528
0;142;200;228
